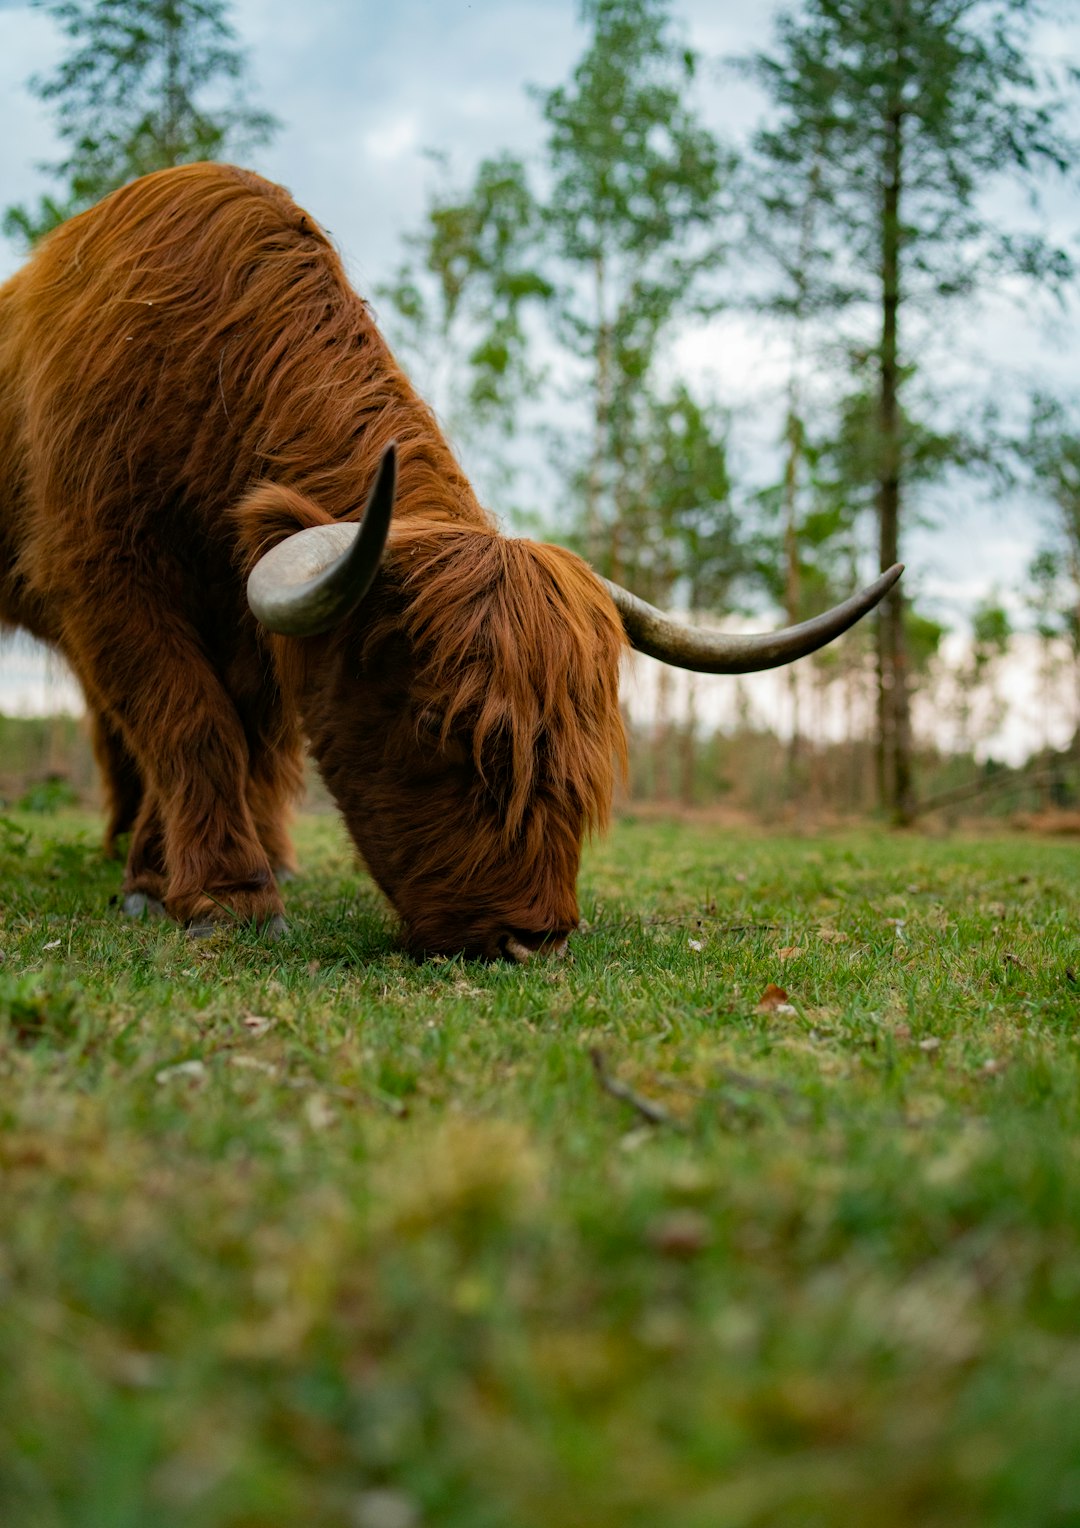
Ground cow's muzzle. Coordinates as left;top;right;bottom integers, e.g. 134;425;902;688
499;928;572;963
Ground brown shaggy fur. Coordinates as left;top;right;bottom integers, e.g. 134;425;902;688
0;163;626;955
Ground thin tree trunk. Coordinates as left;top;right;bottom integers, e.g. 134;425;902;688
782;405;802;783
164;6;184;163
587;250;610;571
680;673;697;807
652;662;672;802
876;13;915;824
780;156;820;786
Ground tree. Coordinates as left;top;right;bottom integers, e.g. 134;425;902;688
538;0;731;578
747;0;1078;821
618;384;741;803
5;0;277;246
947;597;1013;752
376;152;552;477
1022;395;1080;737
381;0;737;588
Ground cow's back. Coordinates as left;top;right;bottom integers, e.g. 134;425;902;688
0;162;485;657
1;168;335;609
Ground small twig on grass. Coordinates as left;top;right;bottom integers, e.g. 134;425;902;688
589;1047;684;1130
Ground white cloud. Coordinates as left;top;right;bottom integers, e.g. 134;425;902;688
361;113;421;164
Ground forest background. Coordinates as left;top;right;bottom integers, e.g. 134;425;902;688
1;0;1079;825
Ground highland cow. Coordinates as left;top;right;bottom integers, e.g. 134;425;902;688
0;164;899;958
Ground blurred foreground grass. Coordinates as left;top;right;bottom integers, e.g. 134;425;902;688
1;810;1079;1527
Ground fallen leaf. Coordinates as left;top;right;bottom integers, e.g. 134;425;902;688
757;984;792;1014
688;937;704;952
981;1057;1007;1076
894;1023;913;1041
817;929;849;944
918;1037;941;1053
1003;953;1030;974
778;945;805;961
42;939;62;951
242;1013;274;1035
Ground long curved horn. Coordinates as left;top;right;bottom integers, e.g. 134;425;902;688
247;444;397;636
603;563;904;674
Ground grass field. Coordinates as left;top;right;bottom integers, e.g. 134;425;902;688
1;809;1079;1527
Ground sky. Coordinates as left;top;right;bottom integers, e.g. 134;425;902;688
1;0;1079;759
0;0;766;289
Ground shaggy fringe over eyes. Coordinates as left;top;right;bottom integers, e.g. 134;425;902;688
370;521;628;842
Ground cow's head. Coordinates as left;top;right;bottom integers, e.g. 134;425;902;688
241;445;902;960
239;448;624;958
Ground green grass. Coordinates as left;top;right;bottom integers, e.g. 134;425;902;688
1;809;1079;1527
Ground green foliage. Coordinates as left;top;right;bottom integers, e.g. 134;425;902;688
380;0;737;597
2;810;1080;1522
572;381;746;612
540;0;726;328
17;774;79;815
748;0;1078;312
1022;395;1080;653
377;153;551;439
4;0;277;246
744;0;1079;818
906;607;948;672
539;0;731;574
972;599;1012;658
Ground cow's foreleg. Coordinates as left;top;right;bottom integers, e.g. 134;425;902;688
120;790;167;915
235;687;304;885
70;613;283;931
154;704;285;929
247;742;304;883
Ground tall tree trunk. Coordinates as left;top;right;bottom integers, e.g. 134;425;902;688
164;5;184;164
652;662;672;802
782;404;802;784
780;156;820;787
876;20;915;824
680;673;698;807
587;250;611;571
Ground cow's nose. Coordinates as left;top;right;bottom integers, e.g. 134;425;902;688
499;928;571;963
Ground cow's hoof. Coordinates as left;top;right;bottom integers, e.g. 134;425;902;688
264;913;289;940
122;891;166;920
